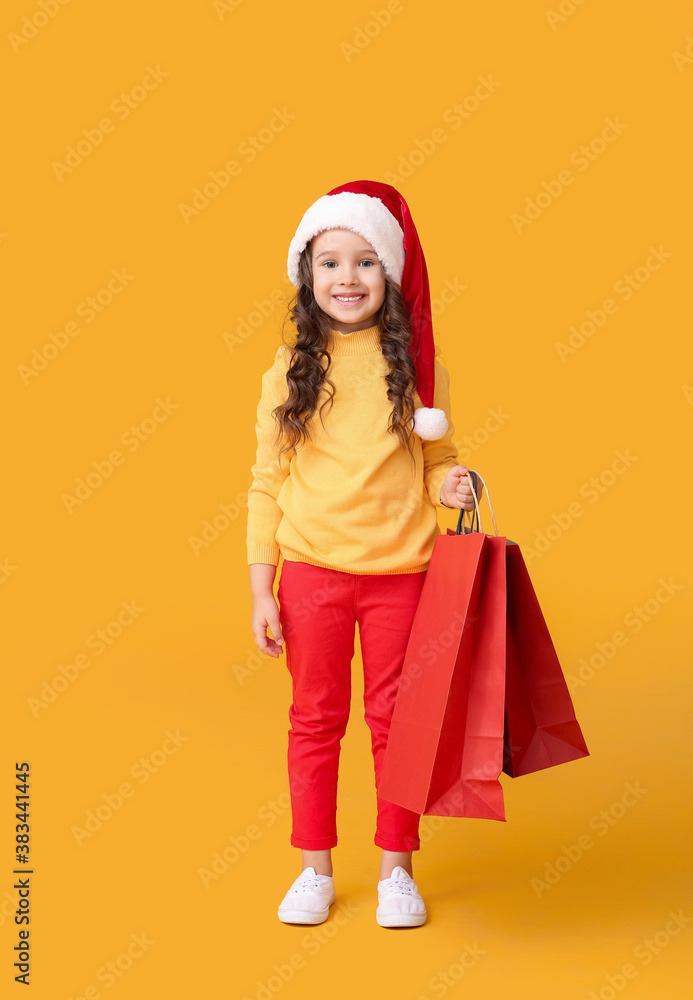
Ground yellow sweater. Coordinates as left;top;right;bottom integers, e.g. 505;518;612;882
246;324;459;575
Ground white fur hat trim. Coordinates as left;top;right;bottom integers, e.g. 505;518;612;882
287;191;405;287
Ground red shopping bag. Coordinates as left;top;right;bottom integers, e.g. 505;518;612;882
502;542;589;776
378;496;509;821
379;472;589;821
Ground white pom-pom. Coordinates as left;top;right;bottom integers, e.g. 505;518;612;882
413;407;449;440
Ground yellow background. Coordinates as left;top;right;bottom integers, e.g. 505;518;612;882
2;0;692;996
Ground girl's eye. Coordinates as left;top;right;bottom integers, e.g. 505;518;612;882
321;259;375;268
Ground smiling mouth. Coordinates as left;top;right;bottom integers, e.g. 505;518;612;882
334;294;365;302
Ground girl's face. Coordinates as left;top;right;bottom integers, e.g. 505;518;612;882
309;228;386;334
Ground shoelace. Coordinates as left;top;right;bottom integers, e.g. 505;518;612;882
380;877;416;895
290;874;327;895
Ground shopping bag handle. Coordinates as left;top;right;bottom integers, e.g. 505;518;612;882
455;470;499;537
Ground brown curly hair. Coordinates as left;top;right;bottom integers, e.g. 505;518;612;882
270;241;419;466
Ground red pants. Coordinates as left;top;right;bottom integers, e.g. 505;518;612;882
277;559;427;852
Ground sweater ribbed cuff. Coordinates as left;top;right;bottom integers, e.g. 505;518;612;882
247;544;280;566
425;464;455;508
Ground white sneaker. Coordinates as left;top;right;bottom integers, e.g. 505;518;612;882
376;865;427;927
277;866;336;925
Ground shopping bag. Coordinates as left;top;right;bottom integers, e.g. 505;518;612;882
379;471;589;820
502;542;589;776
378;476;509;821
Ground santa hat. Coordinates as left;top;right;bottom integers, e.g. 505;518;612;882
286;179;449;441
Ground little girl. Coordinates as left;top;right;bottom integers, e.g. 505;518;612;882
246;179;481;928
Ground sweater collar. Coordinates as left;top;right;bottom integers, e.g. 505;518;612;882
327;324;381;356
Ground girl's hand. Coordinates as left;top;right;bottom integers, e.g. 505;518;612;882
251;592;285;657
440;466;484;511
